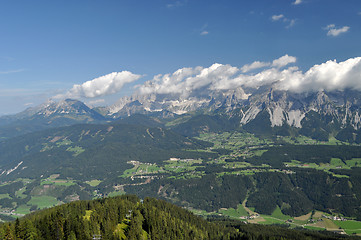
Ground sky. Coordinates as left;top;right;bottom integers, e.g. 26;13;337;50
0;0;361;116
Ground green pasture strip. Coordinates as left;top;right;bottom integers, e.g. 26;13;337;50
333;220;361;230
86;180;102;187
0;194;10;199
219;204;249;218
330;158;346;167
15;188;27;199
259;216;288;225
344;229;361;235
40;179;75;186
14;205;31;215
346;158;361;167
28;196;59;210
66;146;85;156
107;191;125;197
271;206;291;221
122;163;162;178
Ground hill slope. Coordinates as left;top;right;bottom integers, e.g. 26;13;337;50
0;122;213;181
0;195;356;240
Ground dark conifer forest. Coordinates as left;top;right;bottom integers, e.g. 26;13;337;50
0;195;359;240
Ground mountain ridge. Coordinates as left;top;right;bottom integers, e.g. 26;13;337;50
4;85;361;143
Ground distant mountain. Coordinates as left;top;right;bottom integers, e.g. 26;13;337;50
101;87;361;142
3;84;361;142
0;99;108;139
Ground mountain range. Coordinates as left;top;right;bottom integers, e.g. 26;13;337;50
3;85;361;142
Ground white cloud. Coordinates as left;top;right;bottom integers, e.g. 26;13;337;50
272;14;284;21
272;55;297;68
200;31;209;36
138;64;238;97
324;24;350;37
241;55;296;73
271;14;296;28
52;55;361;107
136;56;361;97
167;0;186;8
284;57;361;92
293;0;302;5
241;61;270;73
58;71;142;99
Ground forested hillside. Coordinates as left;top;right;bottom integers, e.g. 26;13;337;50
0;195;357;240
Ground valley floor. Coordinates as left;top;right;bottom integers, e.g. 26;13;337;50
2;131;361;237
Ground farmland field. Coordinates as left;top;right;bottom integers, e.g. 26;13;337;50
27;196;60;210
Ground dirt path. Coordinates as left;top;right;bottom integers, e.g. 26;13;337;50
242;197;257;215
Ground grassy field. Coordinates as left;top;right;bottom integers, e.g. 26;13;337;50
0;194;10;199
223;162;251;169
258;216;288;225
14;205;31;215
66;146;85;156
121;162;163;178
28;196;59;210
270;206;291;221
216;204;361;236
294;212;312;221
333;220;361;234
346;158;361;167
107;191;125;197
41;179;75;186
198;132;272;152
15;188;27;199
86;179;102;187
284;158;357;178
218;204;249;218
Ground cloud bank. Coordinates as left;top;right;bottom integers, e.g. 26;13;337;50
56;55;361;103
58;71;142;99
136;55;361;96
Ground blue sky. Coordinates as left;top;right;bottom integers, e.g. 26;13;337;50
0;0;360;115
